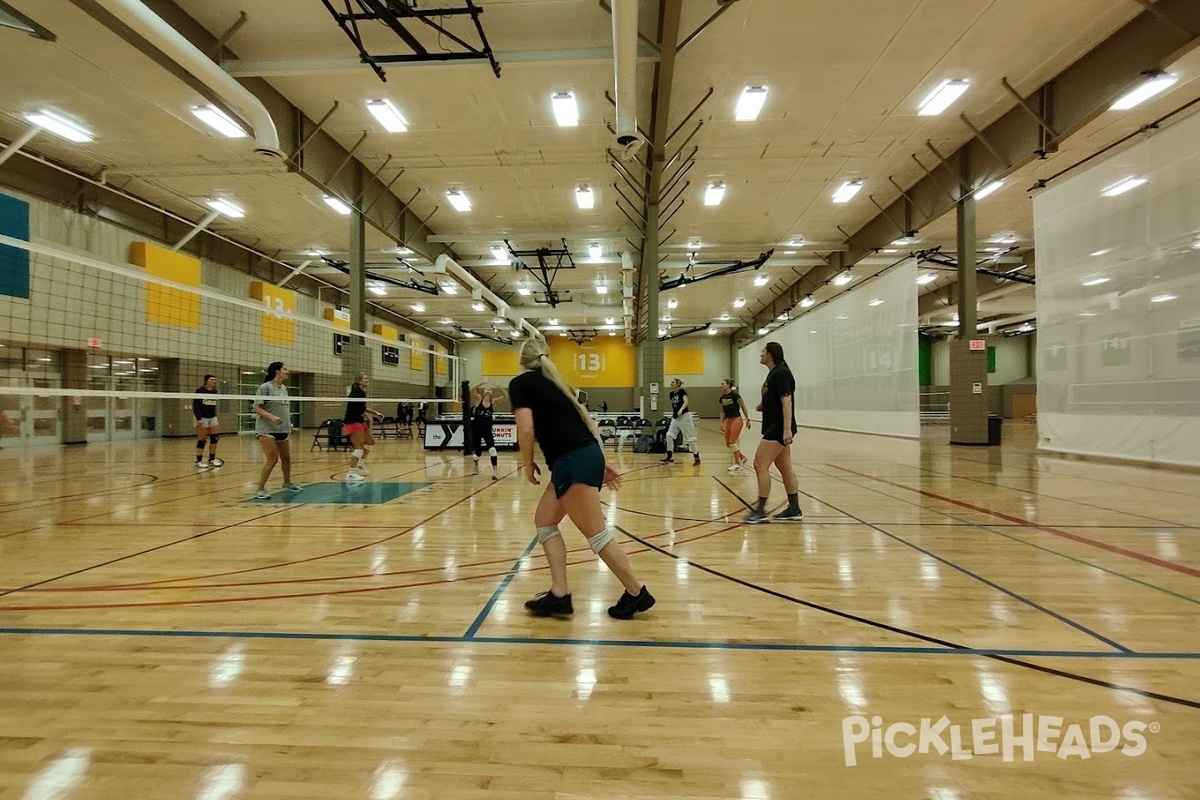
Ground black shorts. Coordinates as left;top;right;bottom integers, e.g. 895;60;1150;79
549;441;605;499
257;432;289;442
761;423;795;447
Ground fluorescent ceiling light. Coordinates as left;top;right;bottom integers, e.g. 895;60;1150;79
439;282;458;295
366;98;407;132
1091;248;1113;257
975;180;1004;200
708;327;719;335
1111;73;1178;111
788;237;805;246
735;86;768;121
323;195;352;215
1101;177;1146;197
191;105;246;138
800;295;815;308
440;317;453;324
1151;293;1176;303
658;328;667;337
24;109;93;143
551;91;579;127
410;303;425;313
446;189;472;212
516;286;532;296
916;273;937;285
205;198;244;218
369;285;387;297
777;311;789;320
471;301;487;312
719;312;730;320
733;297;746;308
753;274;769;287
1082;277;1110;287
667;298;678;309
575;185;595;209
892;236;918;246
548;318;559;325
918;79;969;116
704;182;726;206
832;180;863;203
757;327;768;335
490;245;507;260
869;298;884;307
464;331;476;338
1192;234;1200;250
689;239;702;249
393;247;412;255
596;285;608;294
605;317;614;325
511;330;523;338
833;270;854;286
588;243;602;258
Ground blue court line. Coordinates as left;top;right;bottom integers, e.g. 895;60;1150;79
2;627;1199;659
462;535;539;638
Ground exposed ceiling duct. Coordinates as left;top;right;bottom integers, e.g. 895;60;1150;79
610;0;640;156
79;0;284;160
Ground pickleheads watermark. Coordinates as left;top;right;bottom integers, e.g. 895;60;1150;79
842;714;1158;766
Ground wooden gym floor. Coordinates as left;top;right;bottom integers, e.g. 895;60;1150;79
0;421;1197;799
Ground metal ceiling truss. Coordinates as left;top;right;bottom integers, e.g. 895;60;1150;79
321;256;440;295
915;247;1035;285
504;239;577;308
659;249;774;292
318;0;499;82
452;325;512;345
564;328;599;344
658;323;711;342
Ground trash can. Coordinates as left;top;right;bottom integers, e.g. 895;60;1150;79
987;414;1002;446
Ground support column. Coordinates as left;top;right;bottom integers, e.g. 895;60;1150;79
61;349;88;445
949;189;989;445
638;201;664;418
343;169;370;388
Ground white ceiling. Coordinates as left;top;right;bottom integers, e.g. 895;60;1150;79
0;0;1194;342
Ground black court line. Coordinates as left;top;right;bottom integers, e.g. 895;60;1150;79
0;506;296;600
612;523;1200;710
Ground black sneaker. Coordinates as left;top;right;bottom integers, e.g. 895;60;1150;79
607;585;656;619
744;508;770;524
660;455;673;464
773;507;803;522
693;456;701;466
524;590;573;618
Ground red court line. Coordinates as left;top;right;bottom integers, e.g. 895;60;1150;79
828;464;1200;579
0;522;742;611
15;507;740;594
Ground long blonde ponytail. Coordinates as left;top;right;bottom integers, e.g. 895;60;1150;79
519;336;595;434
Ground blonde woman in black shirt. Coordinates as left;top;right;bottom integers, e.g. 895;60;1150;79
509;335;655;620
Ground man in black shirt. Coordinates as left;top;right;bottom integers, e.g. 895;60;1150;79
746;341;802;523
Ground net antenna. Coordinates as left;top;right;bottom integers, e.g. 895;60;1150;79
659;249;775;291
319;0;500;82
502;238;576;308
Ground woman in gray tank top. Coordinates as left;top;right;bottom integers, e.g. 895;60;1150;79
253;361;301;499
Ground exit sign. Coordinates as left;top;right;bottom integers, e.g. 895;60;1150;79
969;339;986;351
87;337;102;348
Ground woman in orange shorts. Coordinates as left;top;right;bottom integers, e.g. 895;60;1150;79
718;378;751;472
344;374;381;482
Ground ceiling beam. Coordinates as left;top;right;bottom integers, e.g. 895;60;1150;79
733;0;1200;342
427;232;637;244
224;44;662;77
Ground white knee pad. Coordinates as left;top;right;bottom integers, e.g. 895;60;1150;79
728;443;740;452
488;446;497;458
587;527;615;554
536;525;561;544
351;448;364;460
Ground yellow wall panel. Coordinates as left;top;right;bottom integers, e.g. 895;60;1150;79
410;337;425;370
547;337;636;388
372;323;398;341
481;349;519;378
435;343;448;376
250;281;295;345
323;307;351;329
130;242;200;329
665;349;705;376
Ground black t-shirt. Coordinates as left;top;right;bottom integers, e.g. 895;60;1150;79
473;400;494;426
193;387;218;419
343;385;367;424
669;387;688;417
719;390;742;419
761;363;797;437
508;368;595;467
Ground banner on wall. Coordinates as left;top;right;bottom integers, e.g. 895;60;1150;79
435;343;448;375
250;281;296;345
547;337;636;387
0;193;30;300
411;337;425;370
130;242;201;329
